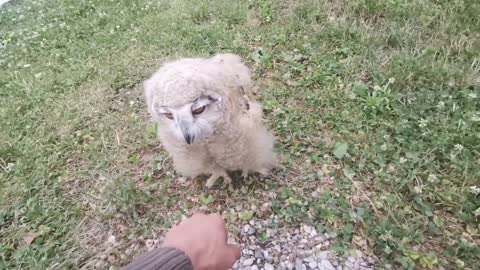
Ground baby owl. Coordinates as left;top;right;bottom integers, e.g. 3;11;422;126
144;53;278;188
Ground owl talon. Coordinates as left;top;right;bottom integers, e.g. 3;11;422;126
223;175;233;185
257;168;269;175
241;169;249;179
205;175;219;188
205;173;232;188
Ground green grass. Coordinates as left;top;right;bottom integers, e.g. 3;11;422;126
0;0;479;269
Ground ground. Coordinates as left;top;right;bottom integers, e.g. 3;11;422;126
0;0;479;269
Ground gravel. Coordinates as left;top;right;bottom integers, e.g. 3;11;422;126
230;219;374;270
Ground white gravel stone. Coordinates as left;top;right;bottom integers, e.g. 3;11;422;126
263;251;273;263
264;263;274;270
319;259;335;270
353;250;363;257
317;251;330;259
243;258;254;267
230;219;375;270
303;225;313;234
295;259;303;270
254;250;264;260
304;257;315;263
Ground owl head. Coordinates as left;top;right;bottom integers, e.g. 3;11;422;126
150;93;225;144
144;58;229;144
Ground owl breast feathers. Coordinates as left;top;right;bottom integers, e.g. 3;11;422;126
144;53;278;188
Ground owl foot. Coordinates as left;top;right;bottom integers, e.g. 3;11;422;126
205;172;232;188
241;169;249;179
256;168;270;176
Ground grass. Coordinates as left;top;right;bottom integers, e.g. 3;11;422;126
0;0;479;269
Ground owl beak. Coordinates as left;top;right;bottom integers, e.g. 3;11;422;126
183;132;194;144
179;122;194;144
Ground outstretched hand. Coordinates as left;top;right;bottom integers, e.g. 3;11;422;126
162;213;241;270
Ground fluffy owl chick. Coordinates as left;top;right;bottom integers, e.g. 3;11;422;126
144;53;278;188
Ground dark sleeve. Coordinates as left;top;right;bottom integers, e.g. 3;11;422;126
122;247;193;270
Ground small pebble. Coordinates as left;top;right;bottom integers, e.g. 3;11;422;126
243;258;254;266
317;251;330;259
255;250;264;260
266;228;275;237
353;250;363;257
315;235;326;242
304;257;314;263
264;263;274;270
303;225;313;235
319;259;335;270
264;251;273;263
94;260;106;268
295;259;303;270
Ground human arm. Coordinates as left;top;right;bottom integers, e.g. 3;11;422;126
123;247;193;270
123;213;240;270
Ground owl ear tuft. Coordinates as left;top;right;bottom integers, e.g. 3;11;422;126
144;79;155;111
150;102;163;122
207;94;223;111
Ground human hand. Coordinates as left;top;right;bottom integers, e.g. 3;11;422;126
162;213;241;270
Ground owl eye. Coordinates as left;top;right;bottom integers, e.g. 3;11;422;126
192;105;206;115
163;112;174;120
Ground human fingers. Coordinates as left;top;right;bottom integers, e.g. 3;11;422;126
208;213;225;226
218;244;241;270
176;213;206;227
207;213;229;241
